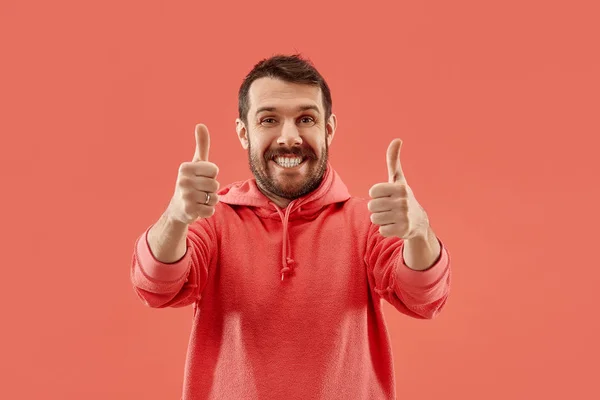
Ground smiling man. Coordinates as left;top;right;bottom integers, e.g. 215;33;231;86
241;73;332;206
131;54;451;400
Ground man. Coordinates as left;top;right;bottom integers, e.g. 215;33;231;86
131;54;451;400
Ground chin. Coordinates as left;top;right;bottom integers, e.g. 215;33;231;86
249;147;328;200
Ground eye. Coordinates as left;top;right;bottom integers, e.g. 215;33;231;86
299;116;315;124
261;118;277;125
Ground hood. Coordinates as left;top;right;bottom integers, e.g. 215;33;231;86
217;162;351;281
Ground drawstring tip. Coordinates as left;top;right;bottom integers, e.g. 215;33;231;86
280;262;294;281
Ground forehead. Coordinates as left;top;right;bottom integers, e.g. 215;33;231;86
248;77;323;113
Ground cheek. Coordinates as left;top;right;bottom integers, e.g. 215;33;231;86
250;138;270;159
308;136;326;154
250;129;274;150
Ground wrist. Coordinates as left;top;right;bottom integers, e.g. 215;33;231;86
403;225;440;271
409;209;430;240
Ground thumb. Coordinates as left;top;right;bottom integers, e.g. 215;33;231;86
386;138;406;183
193;124;210;162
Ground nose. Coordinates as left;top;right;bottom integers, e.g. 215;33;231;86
277;120;303;147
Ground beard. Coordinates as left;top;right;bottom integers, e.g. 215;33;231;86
247;130;329;200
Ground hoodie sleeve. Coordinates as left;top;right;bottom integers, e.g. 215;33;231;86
364;222;451;319
130;218;217;309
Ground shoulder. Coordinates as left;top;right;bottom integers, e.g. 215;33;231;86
334;196;372;228
341;196;370;213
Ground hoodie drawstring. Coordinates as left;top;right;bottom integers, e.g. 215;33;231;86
272;202;296;281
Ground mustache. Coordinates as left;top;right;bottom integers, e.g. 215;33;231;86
264;147;317;161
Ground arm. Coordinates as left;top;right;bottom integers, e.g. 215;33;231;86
130;212;217;309
364;222;451;319
146;211;189;263
131;123;220;308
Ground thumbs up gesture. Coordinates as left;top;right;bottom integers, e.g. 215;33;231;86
368;139;429;239
167;124;220;225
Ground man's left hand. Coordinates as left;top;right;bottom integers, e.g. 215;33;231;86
368;139;430;239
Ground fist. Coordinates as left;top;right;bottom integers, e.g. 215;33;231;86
368;139;429;239
167;124;220;225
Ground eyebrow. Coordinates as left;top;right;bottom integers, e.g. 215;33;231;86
255;104;321;115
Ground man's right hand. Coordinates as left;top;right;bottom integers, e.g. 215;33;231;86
167;124;220;225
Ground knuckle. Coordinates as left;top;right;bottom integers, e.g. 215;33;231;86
200;162;214;175
200;164;217;178
179;176;192;187
393;197;407;208
208;179;219;193
179;162;192;174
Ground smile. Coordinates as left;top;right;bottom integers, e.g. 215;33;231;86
272;156;305;169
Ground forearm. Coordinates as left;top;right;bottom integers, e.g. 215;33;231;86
147;211;189;263
402;225;442;271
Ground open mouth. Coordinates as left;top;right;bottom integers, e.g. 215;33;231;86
271;155;306;169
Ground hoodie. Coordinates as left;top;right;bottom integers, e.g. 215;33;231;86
130;163;451;400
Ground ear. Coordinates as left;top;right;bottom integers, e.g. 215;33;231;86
326;113;337;147
236;118;249;150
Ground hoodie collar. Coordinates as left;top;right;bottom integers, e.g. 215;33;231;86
217;163;351;280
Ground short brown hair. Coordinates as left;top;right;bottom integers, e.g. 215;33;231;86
238;54;333;124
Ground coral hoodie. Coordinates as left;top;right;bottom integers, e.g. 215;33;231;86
131;163;451;400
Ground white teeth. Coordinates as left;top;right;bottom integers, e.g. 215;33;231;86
275;156;302;168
